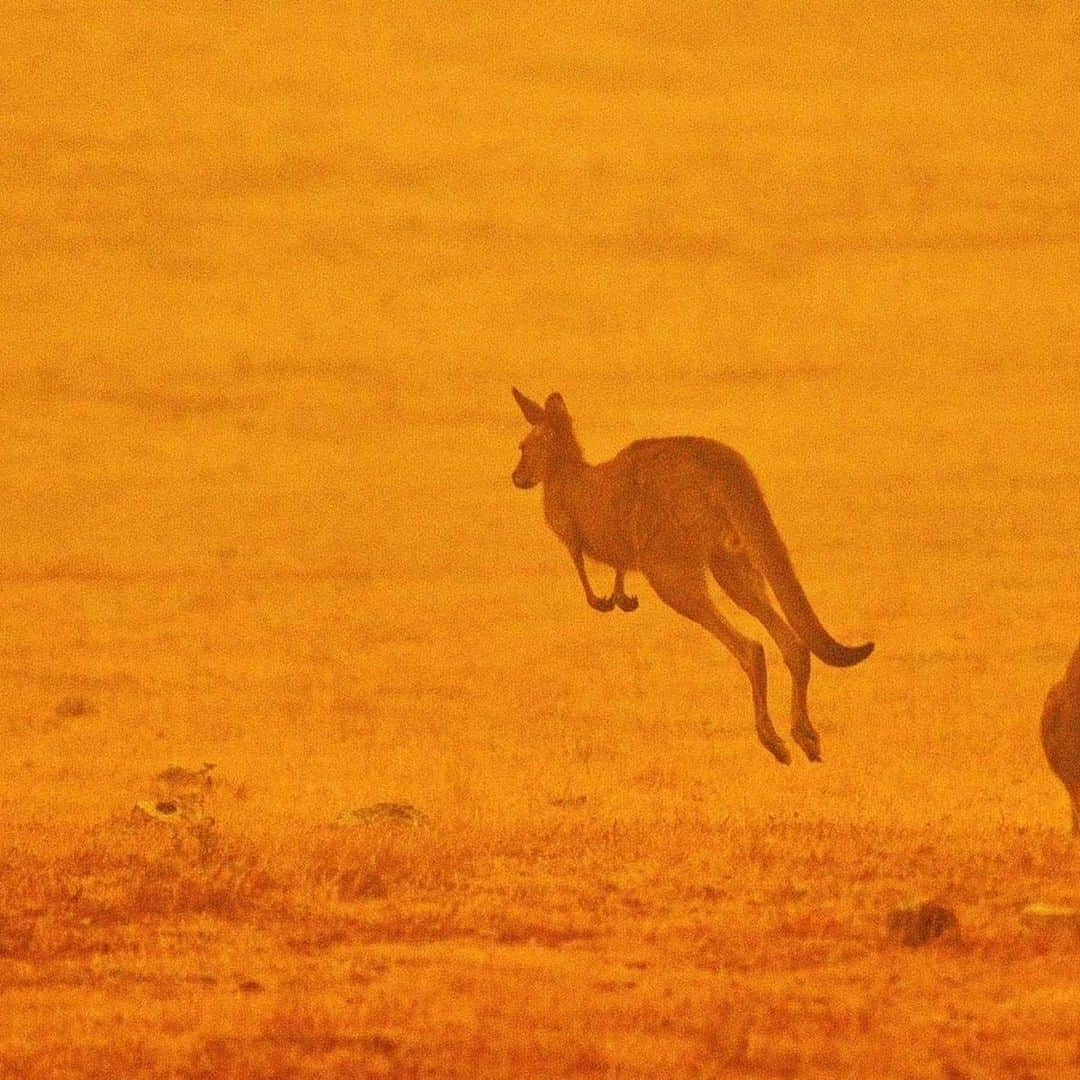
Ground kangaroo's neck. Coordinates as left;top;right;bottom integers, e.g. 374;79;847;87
543;424;588;489
543;456;590;501
550;423;585;471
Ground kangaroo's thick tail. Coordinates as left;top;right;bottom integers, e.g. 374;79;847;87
704;443;874;668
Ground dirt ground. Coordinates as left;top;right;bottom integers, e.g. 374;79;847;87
2;2;1079;1077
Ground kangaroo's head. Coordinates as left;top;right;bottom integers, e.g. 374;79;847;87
511;388;581;489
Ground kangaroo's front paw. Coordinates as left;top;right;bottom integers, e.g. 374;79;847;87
589;595;615;613
615;593;639;612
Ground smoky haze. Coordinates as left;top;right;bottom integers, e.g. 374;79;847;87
2;3;1078;1075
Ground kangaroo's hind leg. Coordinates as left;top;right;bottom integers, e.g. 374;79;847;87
709;549;820;762
642;559;791;764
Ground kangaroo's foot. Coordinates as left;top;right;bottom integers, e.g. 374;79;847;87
756;720;791;765
792;722;822;763
588;594;615;613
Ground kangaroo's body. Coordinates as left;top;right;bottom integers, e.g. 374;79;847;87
512;388;874;764
1041;640;1080;836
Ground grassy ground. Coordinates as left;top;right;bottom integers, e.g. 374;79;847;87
2;2;1079;1076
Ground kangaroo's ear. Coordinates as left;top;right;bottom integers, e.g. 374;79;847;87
544;392;569;423
512;387;546;425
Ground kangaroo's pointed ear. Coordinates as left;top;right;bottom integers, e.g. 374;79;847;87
512;387;546;425
544;392;570;424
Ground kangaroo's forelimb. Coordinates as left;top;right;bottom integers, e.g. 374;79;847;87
571;541;615;612
613;568;638;612
571;543;637;614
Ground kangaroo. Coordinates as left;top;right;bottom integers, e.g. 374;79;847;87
1041;640;1080;836
511;387;874;764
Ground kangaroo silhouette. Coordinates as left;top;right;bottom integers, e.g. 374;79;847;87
511;388;873;764
1041;640;1080;836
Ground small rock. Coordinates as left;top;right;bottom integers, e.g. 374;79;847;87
56;697;96;718
886;900;959;947
237;978;265;993
132;799;183;824
1020;903;1080;942
132;798;213;830
335;803;428;828
157;763;216;789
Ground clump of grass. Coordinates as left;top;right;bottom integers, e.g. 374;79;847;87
299;823;469;902
0;812;490;960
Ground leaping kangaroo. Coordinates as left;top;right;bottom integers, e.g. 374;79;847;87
511;388;874;765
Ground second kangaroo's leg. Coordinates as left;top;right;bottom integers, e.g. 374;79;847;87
643;559;791;765
710;551;820;763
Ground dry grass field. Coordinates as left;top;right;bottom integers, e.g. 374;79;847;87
2;2;1080;1076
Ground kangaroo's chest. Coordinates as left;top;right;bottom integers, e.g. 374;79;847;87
543;488;575;547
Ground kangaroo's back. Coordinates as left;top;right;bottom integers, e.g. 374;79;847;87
613;437;755;549
617;436;873;669
616;436;797;539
